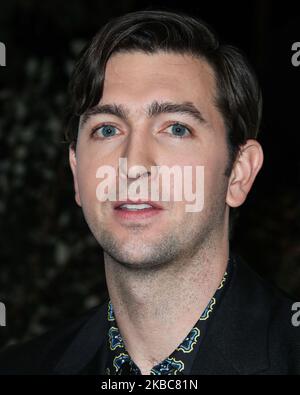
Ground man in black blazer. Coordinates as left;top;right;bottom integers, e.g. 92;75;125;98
1;10;299;375
1;254;299;375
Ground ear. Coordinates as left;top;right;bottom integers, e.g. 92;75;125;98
226;139;264;208
69;143;82;207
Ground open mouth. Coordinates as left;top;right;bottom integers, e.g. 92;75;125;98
116;203;154;211
113;201;163;220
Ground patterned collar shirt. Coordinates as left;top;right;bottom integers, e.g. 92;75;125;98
104;257;233;375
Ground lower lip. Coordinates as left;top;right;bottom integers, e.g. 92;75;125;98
114;207;163;221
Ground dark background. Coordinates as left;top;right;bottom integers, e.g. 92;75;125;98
0;0;299;349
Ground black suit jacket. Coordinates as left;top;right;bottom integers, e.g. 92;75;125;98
0;256;299;375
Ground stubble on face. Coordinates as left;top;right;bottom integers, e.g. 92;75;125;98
84;174;228;273
76;51;230;275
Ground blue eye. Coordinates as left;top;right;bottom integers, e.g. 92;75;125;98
95;125;118;138
170;124;191;138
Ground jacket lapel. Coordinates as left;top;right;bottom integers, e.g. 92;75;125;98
53;300;109;374
53;257;273;375
191;256;271;375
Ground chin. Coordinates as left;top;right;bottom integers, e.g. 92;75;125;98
114;259;172;272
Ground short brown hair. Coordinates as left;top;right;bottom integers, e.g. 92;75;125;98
65;9;263;235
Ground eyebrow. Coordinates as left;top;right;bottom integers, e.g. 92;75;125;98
80;100;207;128
80;103;128;127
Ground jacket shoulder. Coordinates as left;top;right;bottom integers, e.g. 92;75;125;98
234;256;300;374
192;256;300;375
0;304;103;375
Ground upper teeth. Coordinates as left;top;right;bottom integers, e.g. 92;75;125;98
119;204;152;210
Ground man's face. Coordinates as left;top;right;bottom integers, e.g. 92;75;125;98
70;51;230;270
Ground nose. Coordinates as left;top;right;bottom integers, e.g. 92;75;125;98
119;129;156;181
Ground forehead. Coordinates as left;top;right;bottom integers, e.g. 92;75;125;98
102;51;218;113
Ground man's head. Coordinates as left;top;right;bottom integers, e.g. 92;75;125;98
67;10;263;270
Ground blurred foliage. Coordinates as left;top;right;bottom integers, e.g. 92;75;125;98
0;41;108;349
0;0;299;350
233;190;300;298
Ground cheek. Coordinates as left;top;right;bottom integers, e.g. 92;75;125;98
76;155;101;205
203;157;229;207
188;143;228;203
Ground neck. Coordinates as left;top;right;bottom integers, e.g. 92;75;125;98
104;235;229;375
